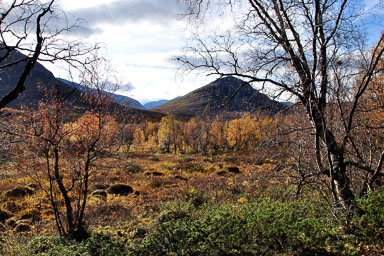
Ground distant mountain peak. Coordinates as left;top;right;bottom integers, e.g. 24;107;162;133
214;76;244;83
154;76;284;118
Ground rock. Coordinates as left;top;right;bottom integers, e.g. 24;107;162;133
216;171;227;176
20;210;41;223
91;190;108;200
0;210;11;223
5;186;34;198
144;171;164;177
227;166;241;174
106;184;134;196
15;223;31;233
2;201;21;213
174;175;188;181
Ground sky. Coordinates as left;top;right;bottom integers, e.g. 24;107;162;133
50;0;383;105
53;0;211;104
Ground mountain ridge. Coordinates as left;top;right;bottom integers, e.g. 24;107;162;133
154;76;285;118
0;49;165;121
58;78;144;109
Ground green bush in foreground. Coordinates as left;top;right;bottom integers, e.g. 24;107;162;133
3;188;384;255
2;233;126;256
132;196;337;255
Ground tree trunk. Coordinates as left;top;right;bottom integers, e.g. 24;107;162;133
331;154;355;214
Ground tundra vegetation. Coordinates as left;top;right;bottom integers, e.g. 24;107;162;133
0;0;384;255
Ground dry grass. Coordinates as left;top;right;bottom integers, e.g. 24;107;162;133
0;150;286;234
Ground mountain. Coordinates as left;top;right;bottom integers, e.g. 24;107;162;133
58;78;144;109
0;49;87;110
0;49;165;121
280;102;295;106
154;76;285;118
143;99;170;109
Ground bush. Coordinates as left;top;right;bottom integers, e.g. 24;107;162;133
132;196;337;255
5;233;127;256
354;188;384;240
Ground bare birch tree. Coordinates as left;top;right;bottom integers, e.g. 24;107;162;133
179;0;384;214
0;0;97;109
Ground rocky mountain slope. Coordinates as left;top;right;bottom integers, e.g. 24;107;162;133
154;76;285;118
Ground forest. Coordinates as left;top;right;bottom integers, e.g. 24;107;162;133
1;0;384;255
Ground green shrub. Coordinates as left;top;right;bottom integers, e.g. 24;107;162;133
7;233;126;256
354;188;384;239
132;197;337;255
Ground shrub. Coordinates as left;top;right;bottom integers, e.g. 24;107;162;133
354;188;384;240
132;196;337;255
8;233;127;256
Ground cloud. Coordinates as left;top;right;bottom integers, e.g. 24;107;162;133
69;25;103;37
69;0;187;28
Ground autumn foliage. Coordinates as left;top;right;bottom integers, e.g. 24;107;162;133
130;112;275;154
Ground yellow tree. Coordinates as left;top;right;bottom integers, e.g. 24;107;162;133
145;122;160;151
20;56;122;241
209;117;228;151
355;38;384;192
133;127;146;150
157;115;180;153
23;96;120;241
181;118;201;153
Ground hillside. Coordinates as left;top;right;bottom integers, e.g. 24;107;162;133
0;50;164;121
143;99;170;109
0;50;86;110
154;76;285;118
58;78;144;109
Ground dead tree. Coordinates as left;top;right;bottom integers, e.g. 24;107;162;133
179;0;384;214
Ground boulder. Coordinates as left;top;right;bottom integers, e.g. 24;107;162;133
91;190;108;200
106;184;134;196
216;170;227;176
174;175;188;181
20;210;41;223
15;223;31;233
227;166;241;174
2;201;21;213
0;210;11;223
144;171;164;177
5;186;34;198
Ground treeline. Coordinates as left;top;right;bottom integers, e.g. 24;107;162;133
128;112;276;154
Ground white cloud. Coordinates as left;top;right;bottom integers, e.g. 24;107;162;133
50;0;208;103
